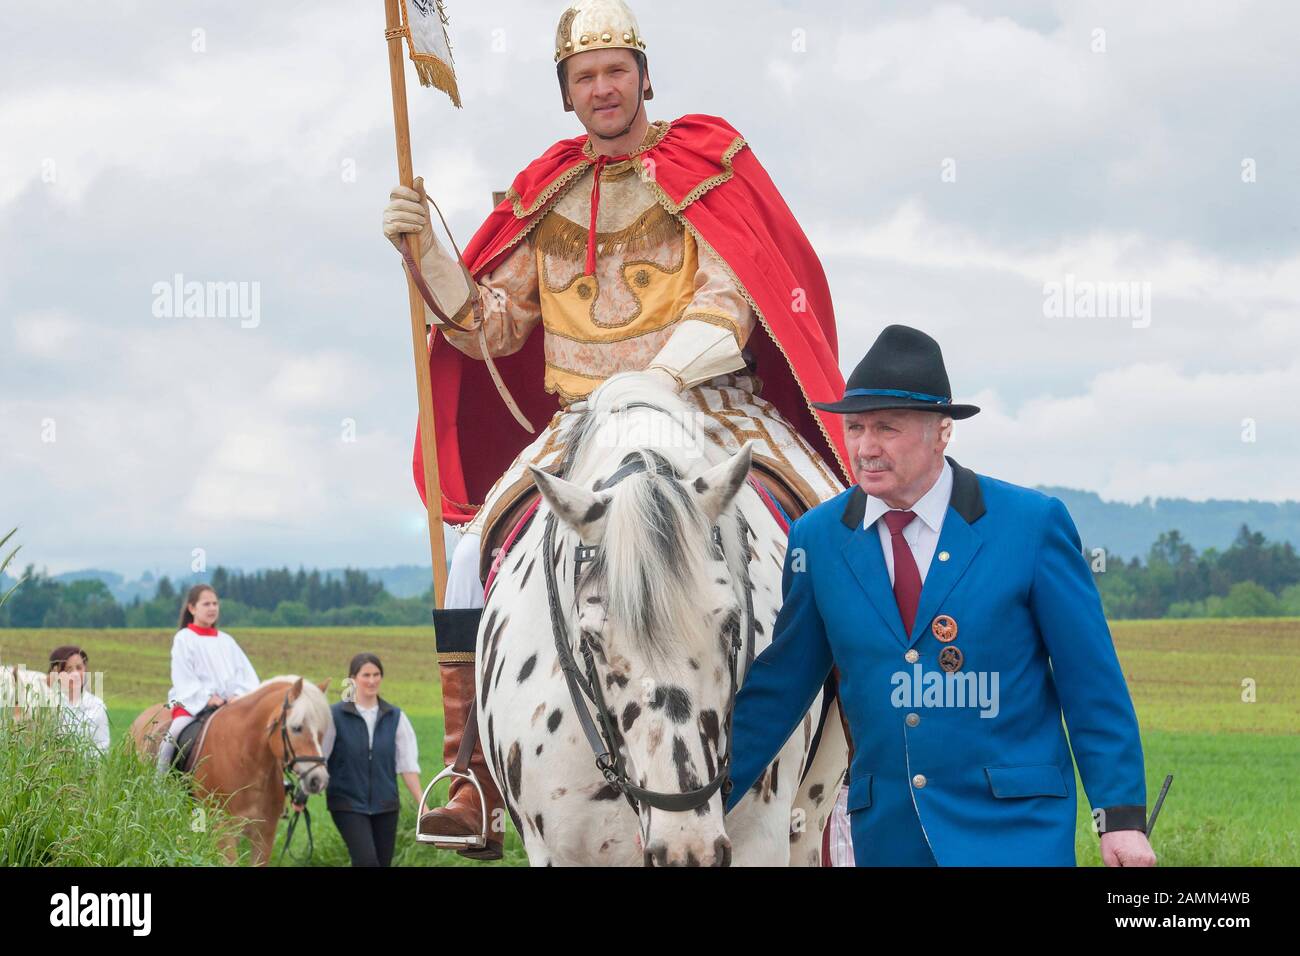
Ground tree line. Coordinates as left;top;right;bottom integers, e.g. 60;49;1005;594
1;524;1298;628
0;565;432;629
1094;525;1300;619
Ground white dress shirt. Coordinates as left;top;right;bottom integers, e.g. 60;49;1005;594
61;689;110;753
862;460;954;585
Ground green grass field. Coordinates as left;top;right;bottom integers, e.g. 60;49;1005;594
2;618;1296;866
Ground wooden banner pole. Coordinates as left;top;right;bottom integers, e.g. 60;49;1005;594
383;0;448;608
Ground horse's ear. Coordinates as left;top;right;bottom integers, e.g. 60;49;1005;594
690;442;754;525
317;678;331;694
529;466;611;538
289;677;304;700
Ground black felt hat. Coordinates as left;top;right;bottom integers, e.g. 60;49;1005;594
812;325;980;419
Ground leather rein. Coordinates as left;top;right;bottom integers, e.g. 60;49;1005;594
398;187;534;433
269;689;327;863
542;435;758;818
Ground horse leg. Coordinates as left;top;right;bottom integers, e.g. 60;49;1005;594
249;817;277;867
723;689;837;866
216;829;240;866
788;691;850;867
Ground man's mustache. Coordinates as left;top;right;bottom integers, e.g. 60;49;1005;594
856;457;892;472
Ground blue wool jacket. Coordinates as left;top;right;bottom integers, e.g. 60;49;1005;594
726;458;1147;866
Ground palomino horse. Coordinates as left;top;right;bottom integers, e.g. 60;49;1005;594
476;372;848;866
131;676;331;865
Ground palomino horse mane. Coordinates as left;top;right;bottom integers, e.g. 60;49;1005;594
253;675;331;735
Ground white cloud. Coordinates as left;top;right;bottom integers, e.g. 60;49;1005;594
3;0;1300;575
12;311;79;358
957;360;1300;501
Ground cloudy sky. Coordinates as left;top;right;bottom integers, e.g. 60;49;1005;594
3;0;1298;576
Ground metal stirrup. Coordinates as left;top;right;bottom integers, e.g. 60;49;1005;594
416;704;489;849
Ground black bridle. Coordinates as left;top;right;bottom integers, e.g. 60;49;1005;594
542;443;757;819
269;689;328;863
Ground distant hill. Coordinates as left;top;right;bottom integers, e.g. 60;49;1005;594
1038;487;1300;560
0;565;439;604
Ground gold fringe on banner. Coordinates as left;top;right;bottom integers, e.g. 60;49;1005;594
412;52;462;108
399;0;463;108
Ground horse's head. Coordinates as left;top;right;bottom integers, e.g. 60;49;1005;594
530;431;754;867
263;677;332;796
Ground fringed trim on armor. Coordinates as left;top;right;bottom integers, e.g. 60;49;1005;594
534;203;682;262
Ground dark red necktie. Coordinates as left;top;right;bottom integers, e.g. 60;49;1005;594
883;510;922;635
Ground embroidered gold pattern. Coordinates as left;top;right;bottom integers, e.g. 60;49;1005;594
581;119;671;162
507;161;592;220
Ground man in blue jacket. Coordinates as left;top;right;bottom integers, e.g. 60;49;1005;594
725;325;1157;867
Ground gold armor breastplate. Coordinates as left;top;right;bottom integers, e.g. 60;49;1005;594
533;160;700;403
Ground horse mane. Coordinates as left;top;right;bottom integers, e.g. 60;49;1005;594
255;675;331;735
585;452;719;659
562;373;727;659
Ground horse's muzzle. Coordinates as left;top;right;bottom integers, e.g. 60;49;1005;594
643;835;732;868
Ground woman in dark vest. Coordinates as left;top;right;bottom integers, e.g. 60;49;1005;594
324;653;423;867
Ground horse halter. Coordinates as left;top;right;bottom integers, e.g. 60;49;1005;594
542;447;758;818
269;690;327;781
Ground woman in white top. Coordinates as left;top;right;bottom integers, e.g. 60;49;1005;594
155;584;260;774
323;653;422;867
47;644;110;753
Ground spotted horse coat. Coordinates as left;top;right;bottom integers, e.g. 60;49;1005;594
475;371;849;866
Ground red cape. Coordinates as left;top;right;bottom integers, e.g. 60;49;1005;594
414;114;849;522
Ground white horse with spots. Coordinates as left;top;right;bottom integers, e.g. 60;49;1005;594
476;371;848;866
2;665;61;720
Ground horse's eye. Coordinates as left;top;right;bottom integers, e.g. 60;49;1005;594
291;724;303;733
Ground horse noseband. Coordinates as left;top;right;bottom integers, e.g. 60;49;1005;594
271;691;327;777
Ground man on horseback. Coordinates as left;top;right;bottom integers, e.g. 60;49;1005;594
381;0;850;859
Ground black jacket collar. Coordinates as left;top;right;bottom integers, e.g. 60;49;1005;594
841;456;985;529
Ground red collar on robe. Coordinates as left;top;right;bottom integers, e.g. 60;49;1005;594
414;114;850;523
186;624;219;637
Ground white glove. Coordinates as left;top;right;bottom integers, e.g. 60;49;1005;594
382;176;434;253
644;367;683;394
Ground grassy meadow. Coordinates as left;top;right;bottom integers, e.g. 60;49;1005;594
1;618;1296;866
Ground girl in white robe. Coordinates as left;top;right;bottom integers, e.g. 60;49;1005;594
155;585;260;774
48;644;110;753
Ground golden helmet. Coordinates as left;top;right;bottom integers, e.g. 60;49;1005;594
554;0;653;111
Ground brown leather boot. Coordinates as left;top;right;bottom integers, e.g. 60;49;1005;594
419;608;505;861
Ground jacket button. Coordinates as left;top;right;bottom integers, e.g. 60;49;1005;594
912;774;927;789
906;713;920;727
904;649;919;663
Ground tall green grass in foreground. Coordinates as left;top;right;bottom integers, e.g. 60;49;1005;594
0;705;242;866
